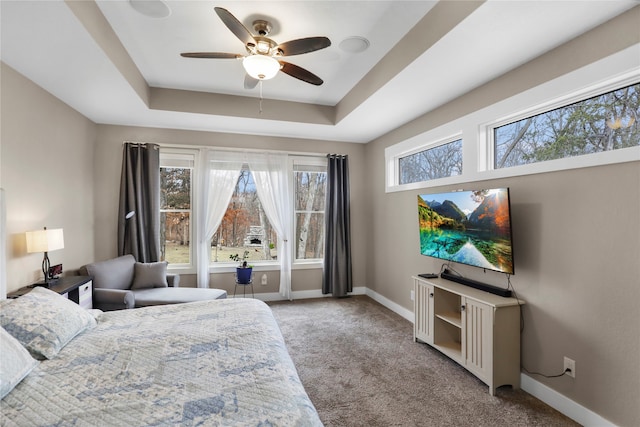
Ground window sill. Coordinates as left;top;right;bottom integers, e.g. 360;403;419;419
168;261;323;275
208;261;323;274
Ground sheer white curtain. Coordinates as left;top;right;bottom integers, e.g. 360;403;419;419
196;150;243;288
247;153;293;299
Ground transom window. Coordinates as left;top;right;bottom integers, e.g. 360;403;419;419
398;138;463;185
494;83;639;168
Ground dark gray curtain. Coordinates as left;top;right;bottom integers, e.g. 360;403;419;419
118;143;160;262
323;154;352;297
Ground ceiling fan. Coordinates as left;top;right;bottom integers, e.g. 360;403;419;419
180;7;331;89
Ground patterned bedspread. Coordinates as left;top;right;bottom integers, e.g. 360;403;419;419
1;298;322;426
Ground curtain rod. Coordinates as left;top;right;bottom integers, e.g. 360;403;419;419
123;141;328;158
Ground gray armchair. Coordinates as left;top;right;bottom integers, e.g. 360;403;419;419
80;255;226;311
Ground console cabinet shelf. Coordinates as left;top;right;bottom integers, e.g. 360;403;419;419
413;276;524;395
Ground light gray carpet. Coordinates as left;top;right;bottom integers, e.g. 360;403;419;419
268;295;579;427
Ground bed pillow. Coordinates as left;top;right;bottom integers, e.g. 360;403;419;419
0;327;38;399
131;261;168;289
0;287;96;360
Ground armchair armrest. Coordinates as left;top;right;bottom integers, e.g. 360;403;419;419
93;288;135;311
167;274;180;288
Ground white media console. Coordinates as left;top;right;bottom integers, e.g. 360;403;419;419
413;276;524;395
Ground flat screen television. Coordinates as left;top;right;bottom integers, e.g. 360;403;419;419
417;188;515;275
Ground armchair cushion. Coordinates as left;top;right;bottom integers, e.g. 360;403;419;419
131;262;168;290
85;255;135;290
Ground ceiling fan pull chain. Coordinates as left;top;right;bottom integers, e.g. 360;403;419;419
259;80;263;114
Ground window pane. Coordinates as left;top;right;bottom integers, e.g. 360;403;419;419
294;170;326;260
295;213;324;259
495;83;640;168
399;139;463;185
161;168;191;209
160;166;192;264
161;212;190;264
212;167;278;263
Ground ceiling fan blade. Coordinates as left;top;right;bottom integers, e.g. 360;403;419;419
279;61;323;86
277;37;331;56
214;7;256;47
180;52;242;59
244;74;259;89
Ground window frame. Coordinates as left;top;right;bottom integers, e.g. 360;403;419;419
290;156;328;267
486;79;640;172
396;136;463;186
385;52;639;193
209;163;280;268
159;149;198;273
159;148;327;274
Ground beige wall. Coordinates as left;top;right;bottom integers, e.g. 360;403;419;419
93;124;366;296
363;9;640;426
1;63;96;293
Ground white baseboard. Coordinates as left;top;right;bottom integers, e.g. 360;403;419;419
246;287;615;426
232;286;367;302
364;288;414;322
337;289;616;426
520;374;617;427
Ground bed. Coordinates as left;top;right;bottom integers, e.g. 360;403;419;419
0;286;322;426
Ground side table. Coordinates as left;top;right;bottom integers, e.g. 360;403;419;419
7;276;93;309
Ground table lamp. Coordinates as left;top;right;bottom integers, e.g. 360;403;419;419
26;227;64;286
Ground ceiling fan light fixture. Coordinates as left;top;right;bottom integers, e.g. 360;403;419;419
243;55;280;80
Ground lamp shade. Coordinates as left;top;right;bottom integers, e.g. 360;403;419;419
242;55;280;80
26;228;64;253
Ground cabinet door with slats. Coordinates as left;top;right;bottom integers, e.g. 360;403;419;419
414;279;434;345
463;298;492;385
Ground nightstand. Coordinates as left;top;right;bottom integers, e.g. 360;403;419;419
8;276;93;309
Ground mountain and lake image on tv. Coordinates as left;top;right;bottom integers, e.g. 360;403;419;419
417;188;515;274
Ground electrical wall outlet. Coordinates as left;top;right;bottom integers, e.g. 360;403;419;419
410;290;415;301
261;274;268;286
564;356;575;378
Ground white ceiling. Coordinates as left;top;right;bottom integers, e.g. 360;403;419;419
1;1;637;143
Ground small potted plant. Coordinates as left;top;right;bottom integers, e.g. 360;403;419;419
230;250;252;284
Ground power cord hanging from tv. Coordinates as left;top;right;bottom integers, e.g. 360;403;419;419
506;274;524;334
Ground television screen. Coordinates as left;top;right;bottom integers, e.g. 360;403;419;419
417;188;515;274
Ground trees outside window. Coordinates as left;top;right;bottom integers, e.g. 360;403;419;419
398;139;463;185
495;83;640;168
294;167;326;260
159;152;327;269
160;167;192;264
211;166;278;264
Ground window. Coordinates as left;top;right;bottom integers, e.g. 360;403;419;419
160;153;194;265
211;166;278;264
398;138;463;185
494;83;640;168
294;163;327;260
158;150;328;270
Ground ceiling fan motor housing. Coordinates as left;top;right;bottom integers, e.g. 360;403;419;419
252;20;272;36
246;36;279;56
